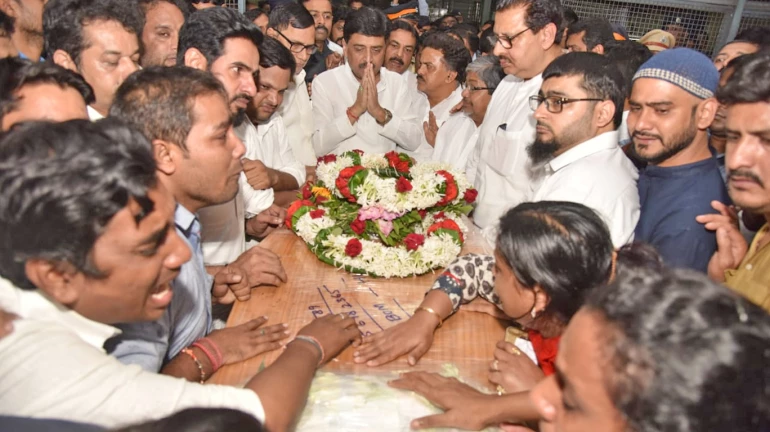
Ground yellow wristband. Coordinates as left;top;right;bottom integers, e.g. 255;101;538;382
415;306;443;328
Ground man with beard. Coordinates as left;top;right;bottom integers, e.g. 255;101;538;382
0;0;43;61
698;51;770;312
311;7;422;155
137;0;187;67
179;7;288;281
267;3;316;167
527;52;639;247
408;31;470;161
301;0;342;82
243;37;305;207
471;0;563;244
629;48;729;273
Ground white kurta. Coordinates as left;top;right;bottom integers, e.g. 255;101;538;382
473;74;542;233
278;69;316;166
405;85;464;162
311;63;423;156
528;131;640;247
0;278;265;427
432;112;479;182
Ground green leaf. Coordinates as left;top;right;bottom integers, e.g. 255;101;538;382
291;205;313;228
433;228;462;245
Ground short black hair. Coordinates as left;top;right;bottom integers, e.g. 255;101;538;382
735;26;770;48
110;66;227;153
43;0;145;64
479;27;495;54
562;6;578;26
497;201;661;324
388;18;418;45
189;0;225;4
448;24;480;54
137;0;191;19
343;7;390;43
0;57;95;125
244;8;267;24
0;119;157;290
717;50;770;106
258;35;295;72
332;4;348;25
494;0;563;44
268;2;314;31
542;51;626;128
0;10;14;36
420;31;471;82
588;267;770;432
114;408;264;432
603;40;652;100
566;17;615;50
177;7;263;66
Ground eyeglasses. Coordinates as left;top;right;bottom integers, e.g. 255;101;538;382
467;86;495;92
529;95;604;113
491;27;531;49
274;29;318;55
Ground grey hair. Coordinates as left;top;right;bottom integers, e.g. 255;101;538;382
466;55;505;94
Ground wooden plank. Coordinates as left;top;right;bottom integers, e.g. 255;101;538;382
209;224;504;389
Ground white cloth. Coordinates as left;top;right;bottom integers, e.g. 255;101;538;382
473;74;542;233
278;69;316;166
528;131;640;247
87;106;104;121
198;190;248;266
432;112;479;183
311;63;423;156
405;85;464;161
241;116;306;218
619;110;631;145
0;278;264;428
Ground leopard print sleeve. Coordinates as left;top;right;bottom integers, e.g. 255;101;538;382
429;253;500;314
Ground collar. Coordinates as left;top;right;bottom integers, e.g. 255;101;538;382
174;203;197;236
643;153;719;178
87;105;105;121
431;85;463;114
255;115;279;138
546;131;620;173
0;277;120;350
294;69;307;85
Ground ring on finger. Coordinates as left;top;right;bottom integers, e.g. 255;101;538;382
260;329;265;336
338;313;347;320
492;359;499;371
509;346;521;356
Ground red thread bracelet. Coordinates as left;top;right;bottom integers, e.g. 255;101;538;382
192;340;221;372
196;338;224;370
346;108;359;121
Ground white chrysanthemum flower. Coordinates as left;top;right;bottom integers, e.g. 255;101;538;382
361;154;388;169
294;213;336;244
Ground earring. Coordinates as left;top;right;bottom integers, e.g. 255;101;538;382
531;309;538;319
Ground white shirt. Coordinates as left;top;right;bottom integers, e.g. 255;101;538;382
432;112;479;183
0;278;264;428
619;110;631;145
405;85;464;161
87;106;104;121
311;63;423;156
473;74;542;232
278;69;316;166
528;131;640;247
241;116;306;218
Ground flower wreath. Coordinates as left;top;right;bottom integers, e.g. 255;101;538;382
285;150;478;278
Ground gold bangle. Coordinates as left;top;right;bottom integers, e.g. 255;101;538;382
415;306;443;328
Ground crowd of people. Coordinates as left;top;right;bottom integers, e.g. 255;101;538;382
0;0;768;431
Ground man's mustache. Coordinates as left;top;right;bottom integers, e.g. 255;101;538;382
728;168;765;187
632;131;662;141
316;24;328;33
388;57;404;66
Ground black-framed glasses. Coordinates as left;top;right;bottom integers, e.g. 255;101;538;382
467;86;496;92
274;29;318;55
491;27;531;49
529;95;604;113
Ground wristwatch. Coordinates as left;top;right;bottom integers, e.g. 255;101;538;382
377;108;393;126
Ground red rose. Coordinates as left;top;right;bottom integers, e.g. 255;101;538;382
463;188;478;204
316;195;328;204
345;238;363;257
404;233;425;251
350;218;366;235
418;209;427;219
395;160;410;173
310;209;325;219
436;170;458;206
285;199;315;229
352;149;364;155
318;154;337;164
395;176;413;193
385;151;400;164
427;219;465;243
301;182;312;199
434;211;446;220
335;165;365;203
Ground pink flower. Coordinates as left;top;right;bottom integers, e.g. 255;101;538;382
377;220;394;237
358;206;403;222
